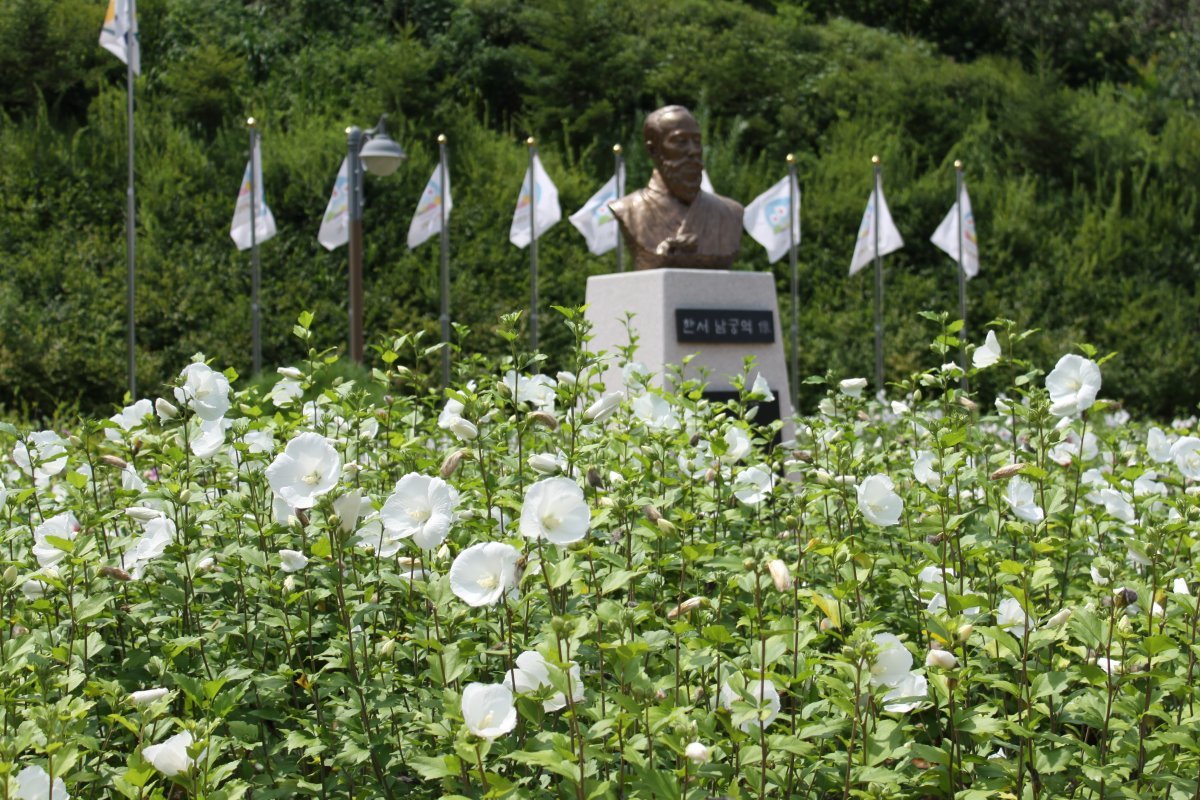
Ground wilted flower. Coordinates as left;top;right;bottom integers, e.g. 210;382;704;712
631;393;679;431
989;462;1026;481
265;433;341;510
279;549;309;573
505;651;584;712
1004;477;1044;524
13;431;68;481
449;542;521;606
520;477;590;545
870;633;913;687
719;678;781;732
14;765;69;800
684;741;711;764
32;512;80;568
882;671;928;713
766;559;792;592
733;466;775;505
1170;436;1200;481
461;682;517;739
1045;354;1101;417
913;451;940;490
857;474;903;527
996;597;1032;638
380;473;455;550
972;330;1001;369
839;378;868;399
143;730;195;777
174;362;231;422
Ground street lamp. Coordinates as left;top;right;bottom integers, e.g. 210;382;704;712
346;114;406;362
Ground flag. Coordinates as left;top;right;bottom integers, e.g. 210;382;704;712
317;158;350;250
568;164;625;255
407;163;452;249
849;176;904;275
230;136;277;251
743;173;801;264
99;0;140;75
509;154;561;248
700;170;715;195
930;182;979;278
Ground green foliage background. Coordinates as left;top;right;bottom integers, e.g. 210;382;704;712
1;0;1198;419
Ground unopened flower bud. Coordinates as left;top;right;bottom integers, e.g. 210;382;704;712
68;434;83;447
684;741;711;764
925;649;957;669
667;597;704;619
599;496;615;508
440;449;466;478
1045;607;1072;628
101;454;129;469
527;410;558;431
155;398;179;420
704;468;717;483
766;559;793;592
3;565;18;586
277;366;304;379
379;638;396;656
125;506;161;522
178;489;193;504
957;623;974;642
958;396;979;413
989;463;1026;481
99;566;133;582
656;518;675;535
528;453;562;474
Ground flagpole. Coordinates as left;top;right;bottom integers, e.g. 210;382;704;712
527;137;539;350
955;159;968;391
248;118;262;375
786;153;799;414
438;133;451;388
124;28;137;398
614;144;625;273
872;155;884;394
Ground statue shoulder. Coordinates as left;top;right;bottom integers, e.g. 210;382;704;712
609;191;648;221
712;192;744;218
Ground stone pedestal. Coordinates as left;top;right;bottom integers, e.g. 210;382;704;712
584;269;794;424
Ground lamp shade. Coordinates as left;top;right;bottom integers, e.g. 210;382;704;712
361;134;406;176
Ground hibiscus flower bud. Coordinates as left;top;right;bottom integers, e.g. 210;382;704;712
685;742;711;764
277;366;304;379
1046;607;1073;628
925;649;957;669
100;566;133;582
101;454;129;469
155;398;179;420
599;496;615;508
440;449;467;478
704;468;717;483
656;518;675;534
766;559;793;592
667;597;704;619
958;395;979;413
957;624;974;642
3;565;17;586
989;463;1026;480
527;410;558;431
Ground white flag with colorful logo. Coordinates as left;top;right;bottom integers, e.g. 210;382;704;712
317;158;350;251
230;137;277;251
930;182;979;278
568;164;625;256
99;0;140;74
509;154;561;249
743;173;801;264
849;176;904;275
407;163;452;250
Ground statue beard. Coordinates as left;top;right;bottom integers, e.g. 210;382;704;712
658;156;703;205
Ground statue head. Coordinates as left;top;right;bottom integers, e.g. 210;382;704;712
644;105;703;205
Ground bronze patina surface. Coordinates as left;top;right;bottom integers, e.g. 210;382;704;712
609;105;743;270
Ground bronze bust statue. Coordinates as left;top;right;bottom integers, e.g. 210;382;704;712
609;105;744;270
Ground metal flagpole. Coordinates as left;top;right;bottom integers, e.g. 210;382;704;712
527;137;539;350
438;134;451;388
614;144;625;273
248;118;262;374
955;159;968;391
872;155;884;394
787;153;799;414
124;25;137;398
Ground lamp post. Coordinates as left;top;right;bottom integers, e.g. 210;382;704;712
346;114;406;363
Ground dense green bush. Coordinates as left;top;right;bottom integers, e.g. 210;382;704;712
0;0;1197;420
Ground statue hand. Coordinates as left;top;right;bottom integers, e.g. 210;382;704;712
654;233;699;256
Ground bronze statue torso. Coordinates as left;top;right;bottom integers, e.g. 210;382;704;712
610;172;744;270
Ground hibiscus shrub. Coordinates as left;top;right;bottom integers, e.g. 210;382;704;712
1;311;1199;799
